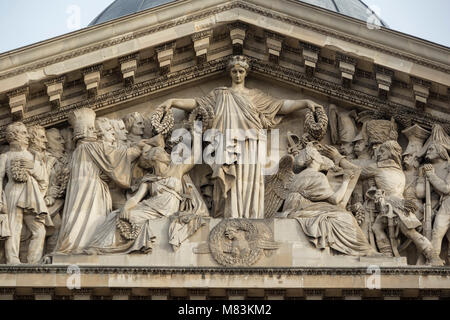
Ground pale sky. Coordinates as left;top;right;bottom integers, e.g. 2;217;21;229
0;0;449;54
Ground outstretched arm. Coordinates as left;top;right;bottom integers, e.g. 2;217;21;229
278;99;322;115
160;98;198;113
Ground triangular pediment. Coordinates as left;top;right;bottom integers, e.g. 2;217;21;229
0;0;448;138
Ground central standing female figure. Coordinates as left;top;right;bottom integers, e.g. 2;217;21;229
159;56;322;219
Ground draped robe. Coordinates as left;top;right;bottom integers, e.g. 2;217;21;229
54;141;139;254
196;88;284;219
287;168;376;256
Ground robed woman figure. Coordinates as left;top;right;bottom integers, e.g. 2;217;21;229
158;56;322;219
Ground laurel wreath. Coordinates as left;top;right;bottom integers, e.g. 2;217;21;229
117;218;140;241
150;107;174;136
208;219;263;267
304;107;328;142
11;160;29;183
188;105;214;133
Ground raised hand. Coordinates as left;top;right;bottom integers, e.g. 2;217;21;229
321;145;342;161
158;99;173;113
306;100;322;113
422;164;435;177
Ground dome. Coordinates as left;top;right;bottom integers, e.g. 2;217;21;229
89;0;388;27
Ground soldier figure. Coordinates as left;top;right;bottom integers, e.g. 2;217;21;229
362;140;442;265
417;125;450;260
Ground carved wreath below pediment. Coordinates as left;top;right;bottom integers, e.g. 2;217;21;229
208;219;279;267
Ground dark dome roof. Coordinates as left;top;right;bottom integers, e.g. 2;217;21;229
89;0;388;27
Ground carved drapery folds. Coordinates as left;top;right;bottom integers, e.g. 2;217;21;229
0;55;449;269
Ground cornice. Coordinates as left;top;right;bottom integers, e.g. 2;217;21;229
0;265;449;276
0;0;449;85
0;56;447;141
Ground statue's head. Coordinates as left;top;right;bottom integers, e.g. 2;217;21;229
294;143;323;172
339;142;354;157
68;108;97;142
46;128;65;154
366;187;386;206
95;118;116;146
353;132;369;157
5;122;29;147
402;153;420;170
28;125;48;151
227;55;250;85
377;140;402;166
110;119;128;144
139;146;171;170
123;112;145;137
425;142;449;162
224;226;239;240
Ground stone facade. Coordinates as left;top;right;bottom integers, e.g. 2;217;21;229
0;0;449;300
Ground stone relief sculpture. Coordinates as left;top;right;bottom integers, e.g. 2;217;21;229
84;144;208;254
110;119;128;147
44;128;70;254
0;123;50;264
416;125;450;260
157;55;322;219
400;125;429;258
123;112;146;147
273;143;378;257
1;55;450;268
54;108;143;255
208;219;279;267
360;140;442;265
95;118;117;147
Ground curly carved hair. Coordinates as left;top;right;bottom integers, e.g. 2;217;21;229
122;112;144;133
380;140;403;167
5;122;27;144
227;55;250;72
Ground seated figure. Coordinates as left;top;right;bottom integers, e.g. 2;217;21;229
85;145;208;254
279;143;378;257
